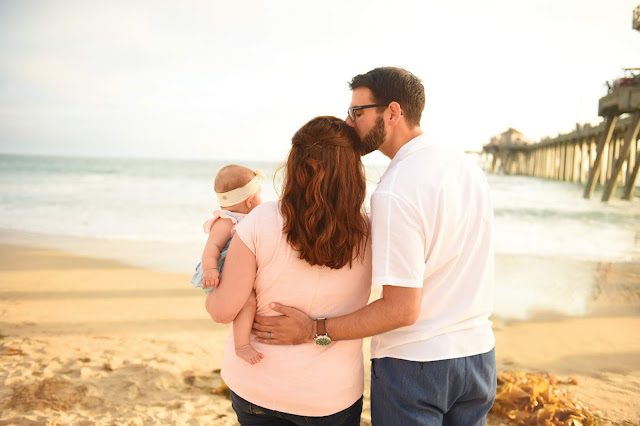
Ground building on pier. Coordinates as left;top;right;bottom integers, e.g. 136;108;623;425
488;128;531;147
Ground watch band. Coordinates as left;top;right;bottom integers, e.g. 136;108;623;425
313;317;332;346
316;318;327;336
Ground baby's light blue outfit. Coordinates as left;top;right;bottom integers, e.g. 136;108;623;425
191;210;245;294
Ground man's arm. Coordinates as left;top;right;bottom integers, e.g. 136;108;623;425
254;188;427;345
252;285;422;345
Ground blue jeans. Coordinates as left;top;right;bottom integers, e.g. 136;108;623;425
371;348;496;426
230;390;362;426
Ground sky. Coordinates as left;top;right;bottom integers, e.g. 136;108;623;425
0;0;639;163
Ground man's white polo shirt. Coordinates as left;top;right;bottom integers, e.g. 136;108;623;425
370;134;495;361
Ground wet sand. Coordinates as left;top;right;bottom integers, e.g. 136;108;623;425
1;244;639;425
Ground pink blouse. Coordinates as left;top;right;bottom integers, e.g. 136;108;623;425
221;201;372;416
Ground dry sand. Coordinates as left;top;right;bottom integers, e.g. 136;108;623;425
1;244;639;425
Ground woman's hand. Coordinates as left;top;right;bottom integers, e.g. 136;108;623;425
252;303;315;345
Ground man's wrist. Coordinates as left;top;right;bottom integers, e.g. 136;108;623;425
324;318;333;341
310;319;317;342
313;318;332;346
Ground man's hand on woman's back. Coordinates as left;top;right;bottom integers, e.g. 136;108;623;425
252;303;315;345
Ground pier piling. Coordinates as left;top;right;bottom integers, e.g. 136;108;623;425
602;113;640;201
584;116;618;199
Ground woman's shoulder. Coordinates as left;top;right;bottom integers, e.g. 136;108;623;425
242;201;282;229
235;201;283;253
248;200;279;217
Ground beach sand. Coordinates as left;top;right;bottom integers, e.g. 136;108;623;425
1;244;639;425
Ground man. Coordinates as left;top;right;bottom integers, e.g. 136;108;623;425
253;67;496;425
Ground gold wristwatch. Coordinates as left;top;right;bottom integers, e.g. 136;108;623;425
313;318;332;346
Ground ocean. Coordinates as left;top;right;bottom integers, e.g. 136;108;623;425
1;154;639;320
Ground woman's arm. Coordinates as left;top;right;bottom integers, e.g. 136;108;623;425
201;219;234;288
205;235;257;324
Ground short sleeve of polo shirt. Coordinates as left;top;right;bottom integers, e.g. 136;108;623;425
370;191;426;288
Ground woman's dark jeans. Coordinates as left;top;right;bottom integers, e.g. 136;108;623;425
230;390;362;426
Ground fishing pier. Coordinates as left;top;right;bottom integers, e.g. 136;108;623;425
483;106;640;202
483;5;640;202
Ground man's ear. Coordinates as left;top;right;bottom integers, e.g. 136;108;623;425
388;101;403;125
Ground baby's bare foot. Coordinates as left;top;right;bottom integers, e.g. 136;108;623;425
235;344;264;365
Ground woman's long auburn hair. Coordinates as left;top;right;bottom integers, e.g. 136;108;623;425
280;116;369;269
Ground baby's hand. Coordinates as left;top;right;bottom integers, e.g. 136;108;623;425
203;269;220;288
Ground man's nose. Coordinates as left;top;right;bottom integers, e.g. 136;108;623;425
345;116;356;128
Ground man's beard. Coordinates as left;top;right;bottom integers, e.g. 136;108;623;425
359;116;386;156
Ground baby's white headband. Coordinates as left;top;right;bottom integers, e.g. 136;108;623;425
216;170;264;208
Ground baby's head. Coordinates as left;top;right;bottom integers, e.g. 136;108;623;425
214;165;263;214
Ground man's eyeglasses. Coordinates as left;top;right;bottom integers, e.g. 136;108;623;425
347;103;390;122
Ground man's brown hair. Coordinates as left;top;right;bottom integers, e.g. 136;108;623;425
349;67;425;128
280;116;369;269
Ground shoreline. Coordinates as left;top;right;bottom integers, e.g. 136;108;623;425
0;228;204;274
2;227;639;322
1;243;639;424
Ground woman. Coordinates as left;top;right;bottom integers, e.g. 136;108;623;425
206;116;372;425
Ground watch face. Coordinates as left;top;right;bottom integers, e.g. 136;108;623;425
314;335;332;346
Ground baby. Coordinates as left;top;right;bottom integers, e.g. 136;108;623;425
191;165;263;364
